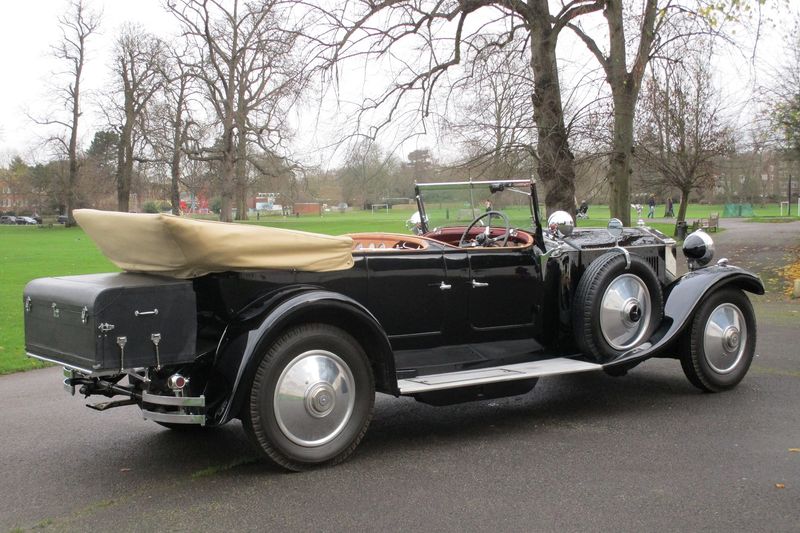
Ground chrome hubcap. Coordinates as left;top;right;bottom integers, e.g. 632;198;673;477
600;274;652;351
273;350;355;447
703;303;747;374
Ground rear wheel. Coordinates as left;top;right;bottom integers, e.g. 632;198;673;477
243;324;375;471
680;288;756;392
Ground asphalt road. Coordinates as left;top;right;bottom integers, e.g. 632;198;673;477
1;222;799;532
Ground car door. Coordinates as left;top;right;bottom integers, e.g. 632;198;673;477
467;247;542;332
364;250;447;344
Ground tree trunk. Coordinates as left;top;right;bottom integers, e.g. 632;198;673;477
234;134;248;220
66;63;82;228
676;188;690;225
170;149;181;215
529;2;577;218
602;0;657;227
170;86;186;216
607;93;636;226
219;150;235;222
66;140;78;227
116;136;133;212
116;97;135;212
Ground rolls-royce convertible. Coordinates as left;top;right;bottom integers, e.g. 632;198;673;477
23;179;763;470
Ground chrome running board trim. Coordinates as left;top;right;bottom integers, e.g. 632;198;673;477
398;357;602;394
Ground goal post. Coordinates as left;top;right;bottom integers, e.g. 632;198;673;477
371;203;389;214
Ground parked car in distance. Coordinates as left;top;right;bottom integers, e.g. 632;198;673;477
57;215;68;224
1;215;18;224
16;216;38;225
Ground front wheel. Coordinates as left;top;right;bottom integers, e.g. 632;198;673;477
680;288;756;392
243;324;375;471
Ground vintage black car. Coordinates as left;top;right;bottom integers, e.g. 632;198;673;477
23;179;763;471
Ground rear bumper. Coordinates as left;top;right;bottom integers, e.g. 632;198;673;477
50;359;206;426
141;390;206;425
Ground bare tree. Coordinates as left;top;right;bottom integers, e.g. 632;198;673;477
167;0;304;222
567;0;774;224
319;1;605;216
33;0;100;225
143;42;198;215
445;47;534;182
339;139;398;208
769;17;800;159
108;25;165;212
636;47;733;228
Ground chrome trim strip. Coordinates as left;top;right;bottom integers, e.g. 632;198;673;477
141;410;206;425
398;357;602;394
26;352;95;375
142;390;205;407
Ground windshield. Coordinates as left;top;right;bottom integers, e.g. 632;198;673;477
414;180;537;233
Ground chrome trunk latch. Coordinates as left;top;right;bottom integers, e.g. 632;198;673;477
81;306;88;324
98;323;115;333
117;336;128;371
24;297;31;313
151;333;162;369
51;303;60;318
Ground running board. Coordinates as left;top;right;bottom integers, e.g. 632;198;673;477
397;357;602;395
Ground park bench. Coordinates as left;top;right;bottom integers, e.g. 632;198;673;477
698;212;719;232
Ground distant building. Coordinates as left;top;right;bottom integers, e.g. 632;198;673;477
0;176;31;213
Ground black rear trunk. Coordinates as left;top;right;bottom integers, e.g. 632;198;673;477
24;273;197;373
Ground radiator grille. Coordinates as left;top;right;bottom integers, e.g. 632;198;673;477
645;254;660;276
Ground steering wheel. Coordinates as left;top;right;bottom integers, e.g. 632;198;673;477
459;210;511;248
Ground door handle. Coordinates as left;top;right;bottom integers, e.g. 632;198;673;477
471;279;489;288
439;282;452;291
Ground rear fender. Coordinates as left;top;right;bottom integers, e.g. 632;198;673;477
606;264;764;367
212;290;395;424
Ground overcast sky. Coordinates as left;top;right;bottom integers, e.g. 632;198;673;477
0;0;794;168
0;0;178;162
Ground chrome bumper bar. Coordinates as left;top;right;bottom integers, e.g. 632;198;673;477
141;390;206;426
60;365;206;426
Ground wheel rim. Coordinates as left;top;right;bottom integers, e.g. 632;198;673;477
599;274;652;351
703;303;747;374
273;350;355;447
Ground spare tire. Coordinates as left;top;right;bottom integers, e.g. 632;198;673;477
572;252;663;363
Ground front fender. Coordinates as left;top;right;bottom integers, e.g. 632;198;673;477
607;264;764;367
211;289;394;425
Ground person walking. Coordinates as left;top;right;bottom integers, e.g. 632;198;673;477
666;197;674;217
648;195;655;218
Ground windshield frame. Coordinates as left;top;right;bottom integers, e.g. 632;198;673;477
413;179;544;250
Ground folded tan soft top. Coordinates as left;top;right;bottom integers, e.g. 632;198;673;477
74;209;354;278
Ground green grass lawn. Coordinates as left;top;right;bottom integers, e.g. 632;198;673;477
0;203;794;374
0;226;118;374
